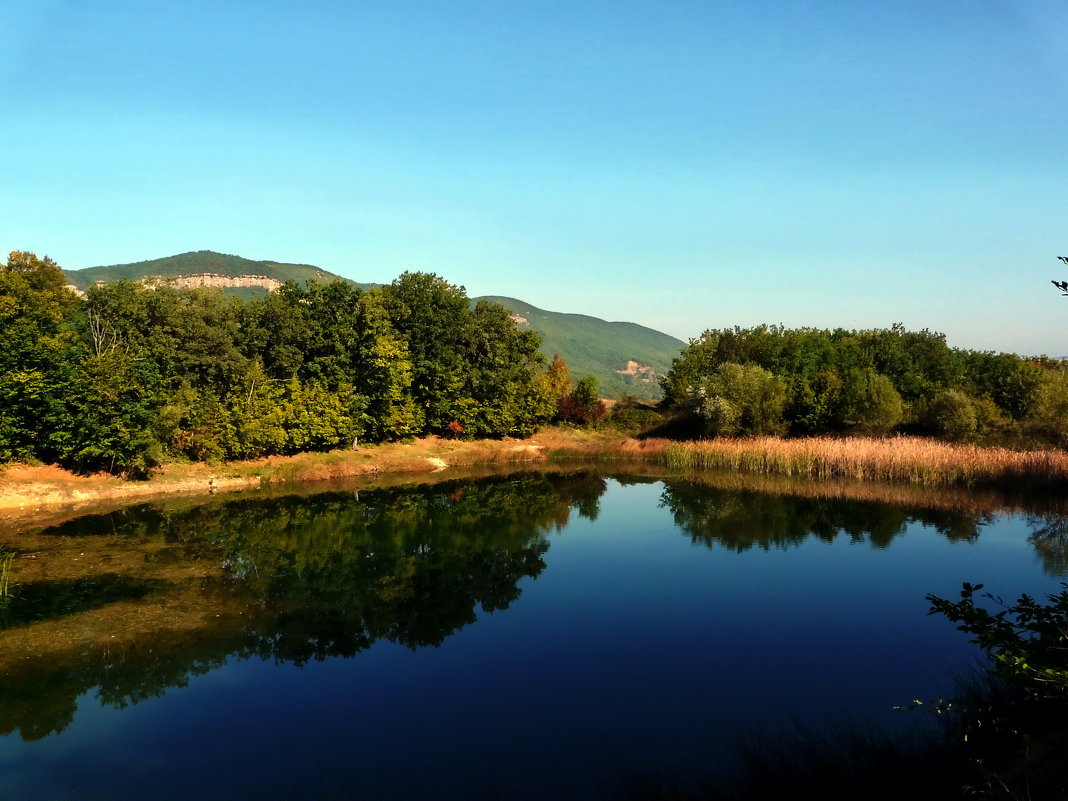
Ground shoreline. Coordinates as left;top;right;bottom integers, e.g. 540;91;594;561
0;430;645;524
3;431;1067;526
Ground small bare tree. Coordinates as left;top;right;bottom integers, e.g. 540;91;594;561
1052;256;1068;295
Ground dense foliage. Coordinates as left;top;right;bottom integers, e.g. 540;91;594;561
0;252;578;474
662;324;1065;443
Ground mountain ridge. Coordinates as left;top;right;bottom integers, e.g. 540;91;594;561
64;251;684;400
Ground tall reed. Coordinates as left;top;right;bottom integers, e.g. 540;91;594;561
0;550;14;601
659;436;1068;489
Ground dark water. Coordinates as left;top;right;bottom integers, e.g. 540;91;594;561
0;472;1064;800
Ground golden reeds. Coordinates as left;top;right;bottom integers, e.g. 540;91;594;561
660;436;1068;489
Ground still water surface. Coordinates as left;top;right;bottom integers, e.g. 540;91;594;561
0;472;1064;800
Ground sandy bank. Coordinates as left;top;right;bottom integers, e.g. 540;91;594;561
0;431;639;524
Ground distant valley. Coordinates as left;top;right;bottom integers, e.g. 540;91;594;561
64;251;684;400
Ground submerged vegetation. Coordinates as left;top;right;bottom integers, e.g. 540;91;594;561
0;550;13;601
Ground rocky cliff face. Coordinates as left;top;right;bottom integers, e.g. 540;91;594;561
141;273;284;291
67;273;283;297
616;360;657;383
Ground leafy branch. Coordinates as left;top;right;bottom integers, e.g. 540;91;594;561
927;582;1068;698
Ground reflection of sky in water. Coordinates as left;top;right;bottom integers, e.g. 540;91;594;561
1;476;1065;801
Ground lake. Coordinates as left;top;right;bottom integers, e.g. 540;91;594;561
0;471;1064;800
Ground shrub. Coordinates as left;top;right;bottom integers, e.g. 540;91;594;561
606;397;662;435
699;396;741;436
558;375;607;425
1029;370;1068;448
695;362;786;436
927;390;978;441
838;368;903;433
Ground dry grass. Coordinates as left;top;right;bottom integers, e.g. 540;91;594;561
3;431;1066;521
0;550;13;599
660;435;1068;489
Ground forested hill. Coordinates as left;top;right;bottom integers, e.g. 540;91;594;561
480;296;685;400
63;251;377;301
64;251;683;400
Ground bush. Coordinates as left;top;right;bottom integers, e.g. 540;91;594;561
927;390;977;441
698;396;741;437
606;397;662;435
695;363;786;436
838;368;904;433
558;375;607;425
1029;370;1068;448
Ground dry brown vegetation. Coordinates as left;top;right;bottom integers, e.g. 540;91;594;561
2;431;1066;524
657;435;1068;489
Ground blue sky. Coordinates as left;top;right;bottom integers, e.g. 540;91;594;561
2;1;1066;354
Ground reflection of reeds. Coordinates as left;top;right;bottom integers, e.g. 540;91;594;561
0;550;13;601
661;436;1068;489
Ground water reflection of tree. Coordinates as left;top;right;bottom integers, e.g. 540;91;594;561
0;472;608;740
1027;515;1068;577
659;480;992;552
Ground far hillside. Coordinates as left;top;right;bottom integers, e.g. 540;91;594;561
480;296;685;400
63;251;376;301
64;251;684;400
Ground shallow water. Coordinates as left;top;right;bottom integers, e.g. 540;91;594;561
0;472;1063;800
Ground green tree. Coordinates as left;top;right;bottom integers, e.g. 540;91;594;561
226;360;288;458
787;368;843;434
837;368;904;433
61;353;162;476
929;582;1068;699
378;272;471;432
559;375;607;424
0;252;81;463
157;383;234;462
354;293;421;440
926;390;978;441
284;378;363;453
461;300;548;436
659;330;722;406
695;362;787;436
1029;369;1068;447
529;354;572;424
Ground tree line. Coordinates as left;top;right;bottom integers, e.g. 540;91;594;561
0;251;602;475
660;323;1068;445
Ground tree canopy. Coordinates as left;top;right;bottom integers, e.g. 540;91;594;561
661;323;1063;443
0;253;564;474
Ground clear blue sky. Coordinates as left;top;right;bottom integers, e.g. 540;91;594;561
2;1;1066;355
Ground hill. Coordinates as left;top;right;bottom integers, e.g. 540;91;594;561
64;251;683;400
63;251;378;298
477;296;684;400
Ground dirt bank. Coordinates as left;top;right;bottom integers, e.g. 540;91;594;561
0;430;645;525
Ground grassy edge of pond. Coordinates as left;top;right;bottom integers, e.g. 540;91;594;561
3;430;1068;523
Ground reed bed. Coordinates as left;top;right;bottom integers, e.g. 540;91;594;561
662;436;1068;489
0;550;14;600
